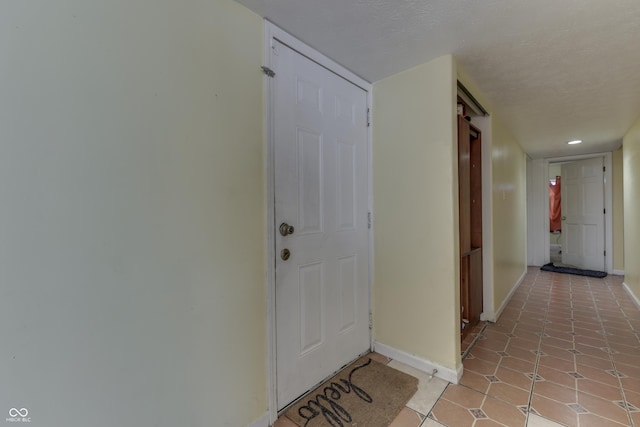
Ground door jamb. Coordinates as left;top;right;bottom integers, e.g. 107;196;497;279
263;21;374;424
467;116;494;322
541;152;613;272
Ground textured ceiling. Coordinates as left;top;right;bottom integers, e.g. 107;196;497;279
236;0;640;158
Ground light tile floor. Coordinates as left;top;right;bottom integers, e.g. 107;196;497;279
275;267;639;426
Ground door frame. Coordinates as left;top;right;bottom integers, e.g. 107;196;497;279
541;152;613;272
466;115;495;322
263;21;374;423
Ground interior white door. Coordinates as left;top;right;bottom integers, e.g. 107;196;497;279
271;40;370;409
561;157;605;270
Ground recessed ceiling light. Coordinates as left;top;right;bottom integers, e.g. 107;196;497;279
567;140;582;145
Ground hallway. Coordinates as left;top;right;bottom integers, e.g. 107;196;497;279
430;267;640;426
275;267;640;426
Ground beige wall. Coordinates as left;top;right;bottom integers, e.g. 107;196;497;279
623;118;640;296
372;56;528;373
372;55;460;370
613;147;625;272
491;120;528;307
0;1;267;426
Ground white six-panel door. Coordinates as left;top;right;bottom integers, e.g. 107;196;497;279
561;157;605;271
271;39;370;409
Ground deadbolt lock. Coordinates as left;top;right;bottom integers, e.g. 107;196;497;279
279;222;295;236
281;248;291;261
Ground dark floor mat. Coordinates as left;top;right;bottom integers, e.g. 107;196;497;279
540;263;607;278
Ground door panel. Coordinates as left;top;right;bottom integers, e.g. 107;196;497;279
561;157;605;270
272;40;370;409
299;261;324;353
337;141;356;230
337;255;357;332
298;129;323;234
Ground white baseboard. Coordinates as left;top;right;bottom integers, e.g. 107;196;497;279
623;282;640;310
482;268;527;323
480;311;494;322
247;412;270;427
373;341;463;384
612;269;625;276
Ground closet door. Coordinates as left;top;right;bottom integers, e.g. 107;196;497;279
458;116;482;340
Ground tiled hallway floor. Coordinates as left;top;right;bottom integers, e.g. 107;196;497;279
275;267;640;426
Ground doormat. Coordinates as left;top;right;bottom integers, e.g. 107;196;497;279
284;356;418;427
541;263;607;278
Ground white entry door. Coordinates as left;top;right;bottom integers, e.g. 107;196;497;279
271;40;370;409
561;157;605;270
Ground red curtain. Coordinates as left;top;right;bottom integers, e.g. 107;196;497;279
550;176;561;232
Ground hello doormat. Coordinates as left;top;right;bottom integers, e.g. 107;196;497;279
284;357;418;427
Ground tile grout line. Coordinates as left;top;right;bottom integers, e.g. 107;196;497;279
571;275;582;427
441;308;527;427
423;379;451;425
582;275;632;427
461;322;489;360
616;277;638;427
510;269;533;426
462;270;637;427
440;269;636;427
503;267;540;425
593;276;636;427
460;288;524;424
527;268;550;426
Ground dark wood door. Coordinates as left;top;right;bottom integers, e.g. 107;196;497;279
458;116;483;341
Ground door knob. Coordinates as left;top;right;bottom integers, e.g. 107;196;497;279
562;216;567;221
279;222;295;236
281;248;291;261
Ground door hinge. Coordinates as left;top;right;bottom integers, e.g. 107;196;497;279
604;208;606;214
604;250;606;256
367;108;371;127
261;66;276;78
369;312;373;330
367;212;372;229
603;166;606;172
